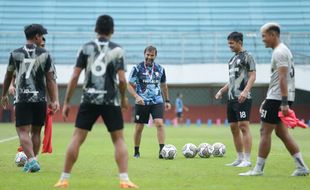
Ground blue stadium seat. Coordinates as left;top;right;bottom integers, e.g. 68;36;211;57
0;0;310;65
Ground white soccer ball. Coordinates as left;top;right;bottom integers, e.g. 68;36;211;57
182;143;198;158
15;151;27;167
160;144;177;159
197;143;213;158
212;142;226;157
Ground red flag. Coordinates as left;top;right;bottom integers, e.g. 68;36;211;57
42;107;53;153
278;109;308;129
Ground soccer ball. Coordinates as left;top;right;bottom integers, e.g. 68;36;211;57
160;144;177;159
197;143;213;158
182;143;198;158
15;151;27;167
212;142;226;157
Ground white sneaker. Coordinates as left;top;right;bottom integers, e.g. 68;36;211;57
236;160;252;167
239;170;263;176
291;167;309;176
225;160;242;166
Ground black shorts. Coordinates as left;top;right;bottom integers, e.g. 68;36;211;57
75;103;124;132
227;99;252;123
260;99;293;124
134;103;164;124
15;102;47;127
176;112;183;118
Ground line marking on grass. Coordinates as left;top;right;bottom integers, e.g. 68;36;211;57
0;136;18;143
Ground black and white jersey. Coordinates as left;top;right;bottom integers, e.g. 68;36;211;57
76;37;125;105
267;43;295;101
228;50;256;101
7;44;55;103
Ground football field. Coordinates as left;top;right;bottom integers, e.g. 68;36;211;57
0;123;309;190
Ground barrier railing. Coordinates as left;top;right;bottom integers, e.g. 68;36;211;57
0;32;309;65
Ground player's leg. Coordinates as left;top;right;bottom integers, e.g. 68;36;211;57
239;100;277;176
179;112;184;126
176;112;182;125
31;102;46;157
31;126;43;157
111;129;128;174
16;126;33;158
226;122;243;166
104;105;138;188
239;121;275;176
236;120;252;167
55;103;97;188
111;130;138;188
236;99;252;167
15;102;40;172
133;104;149;158
151;103;165;158
54;128;88;188
226;101;243;166
64;128;88;172
134;124;144;158
17;126;41;172
275;122;309;176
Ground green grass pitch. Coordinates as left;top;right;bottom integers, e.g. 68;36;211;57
0;123;310;190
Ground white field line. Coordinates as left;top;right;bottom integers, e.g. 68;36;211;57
0;136;18;143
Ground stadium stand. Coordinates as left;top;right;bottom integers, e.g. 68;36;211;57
1;0;310;123
0;0;310;65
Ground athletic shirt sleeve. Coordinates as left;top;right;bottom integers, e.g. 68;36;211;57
44;53;52;72
273;48;289;68
75;46;88;69
114;47;125;72
45;53;57;79
245;53;256;71
160;68;166;83
7;53;16;72
128;65;138;84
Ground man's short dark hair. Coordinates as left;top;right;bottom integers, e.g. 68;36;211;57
95;15;114;35
227;31;243;42
144;45;157;55
24;24;47;40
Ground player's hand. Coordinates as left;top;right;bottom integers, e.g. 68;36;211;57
121;96;129;110
165;102;171;111
62;103;71;121
135;95;145;105
238;90;248;103
215;90;222;99
50;101;60;114
280;105;289;116
8;86;16;96
184;107;189;112
1;96;9;109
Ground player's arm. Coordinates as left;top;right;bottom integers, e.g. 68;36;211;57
278;66;289;115
1;70;14;109
62;67;82;120
160;83;171;110
160;68;171;110
8;73;16;96
127;67;144;105
215;83;229;99
183;105;189;112
238;71;256;103
46;71;59;113
117;70;128;109
127;82;143;105
1;54;15;109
